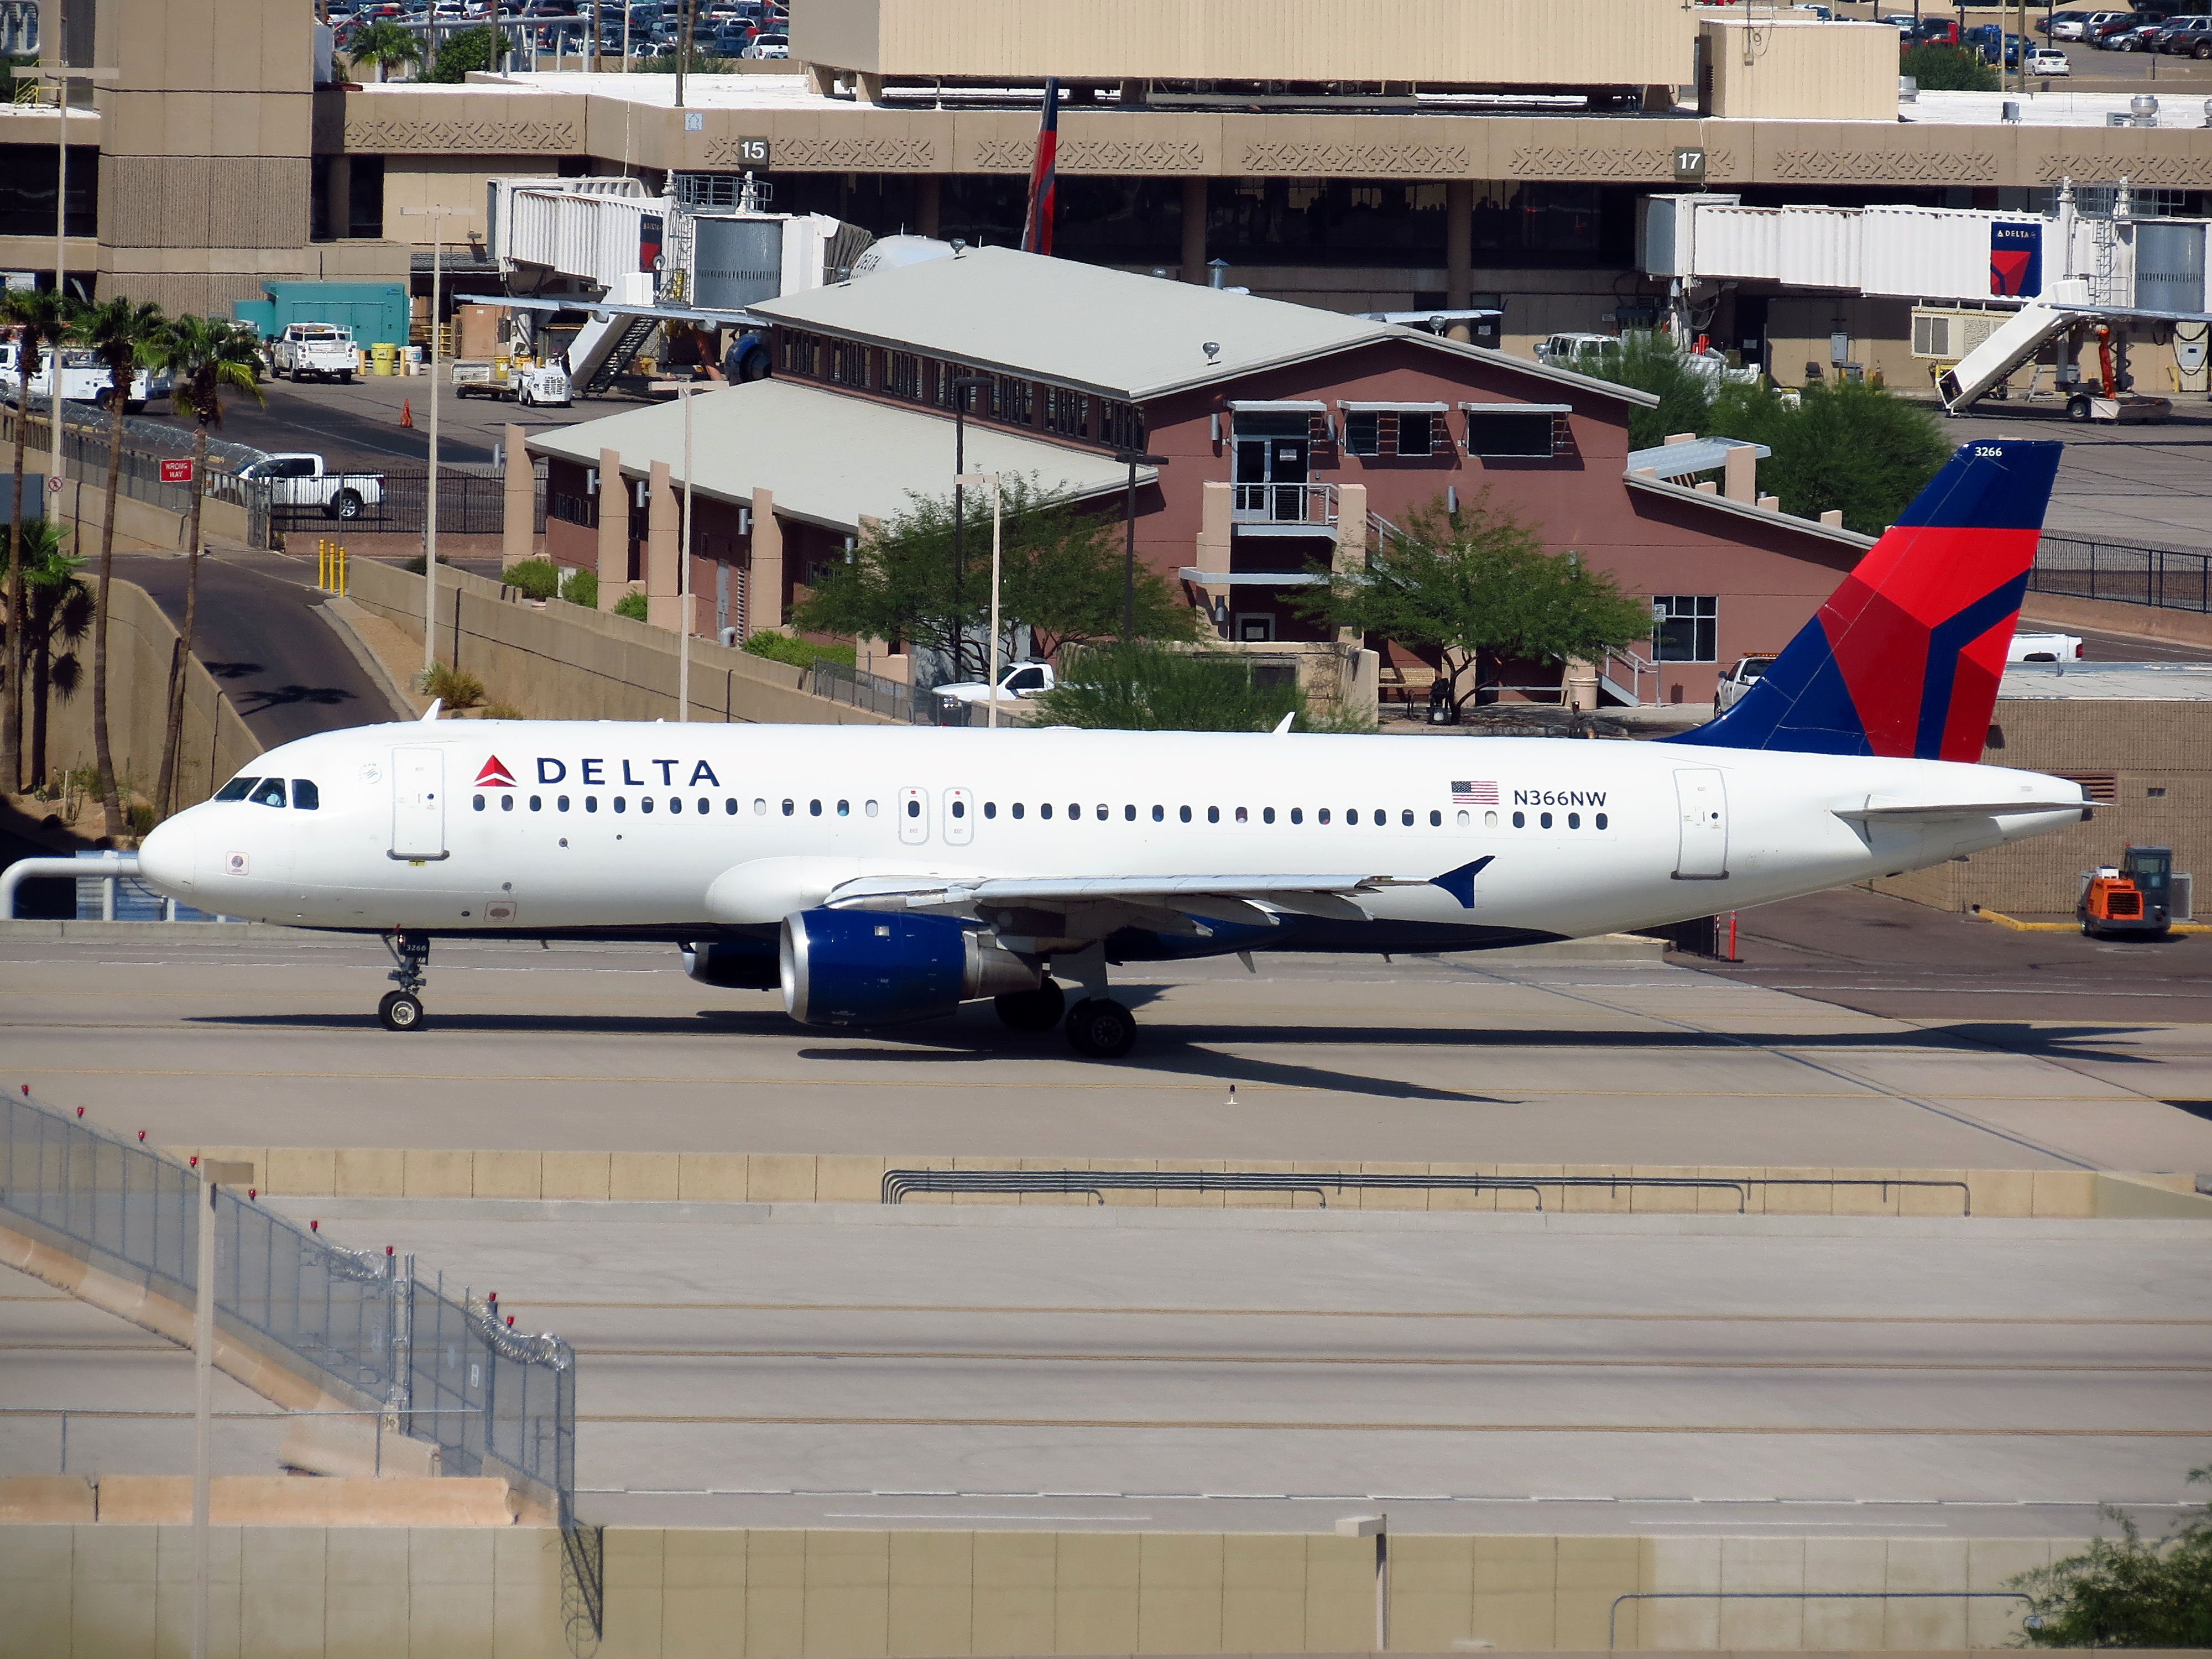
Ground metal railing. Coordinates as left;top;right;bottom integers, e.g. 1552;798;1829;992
1599;645;1660;707
881;1168;1974;1213
808;659;982;727
3;394;275;549
0;1089;599;1643
1232;480;1337;527
247;465;546;538
2031;536;2212;614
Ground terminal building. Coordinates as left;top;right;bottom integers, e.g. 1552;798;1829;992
5;0;2211;382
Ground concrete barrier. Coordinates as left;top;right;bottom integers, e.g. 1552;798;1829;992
344;556;900;727
92;1476;519;1528
158;1149;2212;1219
0;1523;2070;1655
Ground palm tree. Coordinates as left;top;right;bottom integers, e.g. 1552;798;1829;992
146;316;263;821
14;521;89;787
347;18;425;81
2;287;70;795
64;294;165;837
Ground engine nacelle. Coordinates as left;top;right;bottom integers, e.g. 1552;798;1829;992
681;938;781;989
780;909;1041;1027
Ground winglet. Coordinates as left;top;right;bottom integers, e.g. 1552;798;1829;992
421;698;443;723
1272;712;1296;734
1429;854;1494;910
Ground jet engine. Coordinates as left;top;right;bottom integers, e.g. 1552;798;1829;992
681;938;782;989
780;909;1041;1027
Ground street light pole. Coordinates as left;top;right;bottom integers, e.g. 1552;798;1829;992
955;471;1003;726
1111;448;1168;641
948;374;993;681
650;379;697;720
400;207;447;680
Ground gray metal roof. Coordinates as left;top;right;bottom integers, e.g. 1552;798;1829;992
525;379;1149;531
1626;436;1772;479
2000;661;2212;701
752;245;1655;406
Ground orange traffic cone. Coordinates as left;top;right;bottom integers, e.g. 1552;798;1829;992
400;399;414;429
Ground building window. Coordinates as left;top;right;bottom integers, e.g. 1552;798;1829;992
993;374;1034;426
1043;385;1089;439
1653;595;1718;662
778;330;822;377
1344;412;1381;457
826;337;868;388
886;352;922;400
1464;405;1565;459
1397;411;1436;457
1099;400;1145;452
549;489;597;529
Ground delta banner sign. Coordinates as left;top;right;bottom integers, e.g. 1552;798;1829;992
1991;222;2043;299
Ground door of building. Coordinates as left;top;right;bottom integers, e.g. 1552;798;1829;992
1233;412;1311;521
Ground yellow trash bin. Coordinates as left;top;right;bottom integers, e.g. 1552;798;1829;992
371;342;398;377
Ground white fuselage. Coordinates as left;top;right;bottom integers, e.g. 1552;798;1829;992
138;721;2083;947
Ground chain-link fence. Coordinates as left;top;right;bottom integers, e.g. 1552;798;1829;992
0;1089;599;1642
2031;536;2212;614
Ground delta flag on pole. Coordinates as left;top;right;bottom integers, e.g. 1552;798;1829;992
1021;78;1060;256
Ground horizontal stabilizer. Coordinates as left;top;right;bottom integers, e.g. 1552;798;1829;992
1834;799;2086;821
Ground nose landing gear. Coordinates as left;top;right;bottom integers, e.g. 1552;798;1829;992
379;932;430;1031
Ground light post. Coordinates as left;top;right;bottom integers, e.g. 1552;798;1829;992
400;207;448;680
11;49;118;503
1337;1514;1388;1651
954;471;1004;727
192;1159;253;1659
948;373;993;681
1111;447;1168;641
650;379;699;720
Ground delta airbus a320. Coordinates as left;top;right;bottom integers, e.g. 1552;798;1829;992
137;440;2086;1058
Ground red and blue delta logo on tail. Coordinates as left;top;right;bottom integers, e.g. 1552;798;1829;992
1672;440;2062;761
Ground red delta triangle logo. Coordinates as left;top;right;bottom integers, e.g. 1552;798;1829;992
475;756;517;789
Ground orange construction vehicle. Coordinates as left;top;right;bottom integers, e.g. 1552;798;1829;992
2080;845;2177;938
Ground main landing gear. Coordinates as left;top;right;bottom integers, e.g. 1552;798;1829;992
379;932;429;1031
1047;943;1138;1060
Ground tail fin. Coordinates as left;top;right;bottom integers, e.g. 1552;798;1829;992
1670;439;2061;761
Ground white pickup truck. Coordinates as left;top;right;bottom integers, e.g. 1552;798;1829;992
2010;631;2083;662
934;661;1057;705
270;324;359;384
0;341;173;412
230;452;384;520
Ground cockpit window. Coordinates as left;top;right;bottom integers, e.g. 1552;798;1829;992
291;779;320;811
248;778;289;808
215;776;258;802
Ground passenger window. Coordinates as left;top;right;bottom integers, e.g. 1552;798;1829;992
697;797;709;814
1540;811;1553;828
1512;810;1525;828
952;799;967;820
1095;805;1106;821
754;799;767;815
810;800;822;816
984;802;997;819
291;780;320;811
669;797;681;813
1595;812;1609;830
502;795;515;812
249;778;288;808
1151;805;1163;822
586;797;599;813
1178;806;1191;823
865;800;879;817
1429;810;1441;826
1568;812;1580;829
1290;808;1302;825
529;795;541;812
1068;804;1079;821
1013;803;1025;819
1207;807;1219;824
473;794;486;812
641;797;655;814
785;800;797;816
1235;807;1248;823
215;776;257;802
1319;808;1331;825
837;800;850;817
1262;807;1274;825
1346;810;1359;826
1124;805;1135;821
1401;810;1413;826
1041;803;1054;820
614;797;628;814
724;799;737;815
560;796;572;812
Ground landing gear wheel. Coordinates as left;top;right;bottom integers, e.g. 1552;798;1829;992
1064;997;1136;1060
995;981;1066;1031
378;990;425;1031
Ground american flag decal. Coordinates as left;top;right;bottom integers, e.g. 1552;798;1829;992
1451;780;1499;805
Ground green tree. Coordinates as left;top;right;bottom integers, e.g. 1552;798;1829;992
65;294;166;834
422;24;510;82
1710;378;1950;535
1;285;71;794
1292;489;1652;717
145;315;263;820
1030;641;1312;733
2013;1467;2212;1646
13;521;90;786
1572;332;1713;450
791;477;1197;678
1902;42;2001;91
346;19;425;82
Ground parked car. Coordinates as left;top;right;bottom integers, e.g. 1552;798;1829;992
708;24;753;53
2095;18;2165;48
2027;44;2073;70
270;322;359;383
1535;331;1619;366
934;662;1057;706
1714;655;1776;714
1913;16;1959;43
2043;8;2098;34
1876;9;1917;25
229;453;384;520
741;29;786;55
2157;14;2212;52
2008;632;2083;663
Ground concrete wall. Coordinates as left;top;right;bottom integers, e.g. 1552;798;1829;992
154;1147;2212;1217
19;577;261;809
343;557;899;727
1872;695;2212;917
0;1523;2075;1656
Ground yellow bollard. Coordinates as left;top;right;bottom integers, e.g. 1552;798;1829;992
338;544;347;596
317;539;326;589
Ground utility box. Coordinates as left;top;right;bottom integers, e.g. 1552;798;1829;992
231;281;411;348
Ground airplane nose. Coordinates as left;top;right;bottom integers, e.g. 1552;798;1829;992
137;813;198;894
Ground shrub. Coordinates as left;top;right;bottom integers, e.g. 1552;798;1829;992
500;559;561;600
420;662;485;708
127;802;156;837
559;566;598;608
1901;43;2000;91
1032;641;1313;733
478;702;525;720
744;632;856;671
403;554;427;574
2014;1468;2212;1645
614;590;649;621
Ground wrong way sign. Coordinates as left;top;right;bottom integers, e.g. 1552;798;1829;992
159;458;194;483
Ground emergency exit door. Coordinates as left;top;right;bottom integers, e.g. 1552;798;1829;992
1672;768;1728;879
390;747;448;860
